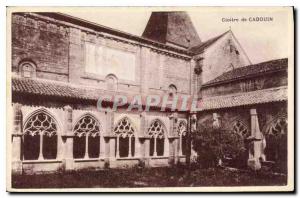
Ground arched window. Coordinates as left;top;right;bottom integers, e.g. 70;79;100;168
148;119;166;157
105;74;117;91
233;120;250;138
23;110;58;160
178;121;187;156
73;115;101;159
19;61;36;78
168;84;177;97
264;117;287;172
114;117;135;158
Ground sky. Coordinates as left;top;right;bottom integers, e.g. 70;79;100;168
64;7;293;64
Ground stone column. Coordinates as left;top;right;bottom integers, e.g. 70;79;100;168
140;112;150;167
100;133;105;158
62;105;74;171
136;112;146;158
106;110;116;168
141;138;149;167
11;104;22;174
109;138;116;168
248;109;263;170
168;113;178;165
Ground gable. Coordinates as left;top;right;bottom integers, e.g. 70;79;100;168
201;31;252;84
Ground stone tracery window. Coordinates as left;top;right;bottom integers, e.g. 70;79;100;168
178;121;187;156
148;119;165;157
114;117;135;158
264;117;287;173
233;120;250;138
73;115;101;159
23;110;58;160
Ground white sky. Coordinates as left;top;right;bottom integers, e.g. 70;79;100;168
64;7;293;64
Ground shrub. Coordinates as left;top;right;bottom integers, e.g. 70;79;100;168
192;126;247;169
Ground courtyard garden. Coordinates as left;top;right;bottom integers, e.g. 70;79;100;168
12;165;287;188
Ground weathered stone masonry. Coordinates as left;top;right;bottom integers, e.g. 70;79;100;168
10;12;288;174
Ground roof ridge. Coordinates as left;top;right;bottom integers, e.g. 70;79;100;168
203;58;288;86
202;86;287;100
189;30;229;53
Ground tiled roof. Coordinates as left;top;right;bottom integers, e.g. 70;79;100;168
12;77;134;102
203;58;288;87
189;31;229;54
11;77;184;110
199;86;287;111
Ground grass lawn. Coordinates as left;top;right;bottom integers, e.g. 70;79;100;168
12;166;287;188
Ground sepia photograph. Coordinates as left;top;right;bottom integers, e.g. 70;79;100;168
6;6;294;192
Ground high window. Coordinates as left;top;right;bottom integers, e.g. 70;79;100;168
168;84;177;97
23;110;58;160
114;117;135;158
19;62;36;78
105;74;117;91
73;115;101;159
148;120;165;157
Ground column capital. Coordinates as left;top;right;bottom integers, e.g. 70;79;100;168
140;111;147;118
169;112;178;120
63;105;73;112
250;108;257;116
13;103;22;110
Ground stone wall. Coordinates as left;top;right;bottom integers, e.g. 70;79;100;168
11;13;194;97
201;71;288;97
12;14;69;82
200;32;251;84
197;103;287;133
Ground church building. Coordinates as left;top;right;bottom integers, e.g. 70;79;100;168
10;11;288;174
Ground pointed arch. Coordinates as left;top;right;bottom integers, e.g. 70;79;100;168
73;113;102;137
73;113;102;159
23;108;58;160
114;116;136;137
147;119;167;138
177;120;187;156
232;120;250;138
148;119;167;157
263;116;287;173
114;116;136;158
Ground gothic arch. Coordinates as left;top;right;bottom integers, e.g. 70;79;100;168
177;120;187;136
147;119;167;157
114;116;136;137
73;113;102;159
177;120;188;156
22;108;59;160
262;116;287;173
231;120;250;138
73;113;102;137
147;118;167;138
23;108;61;135
113;116;136;158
